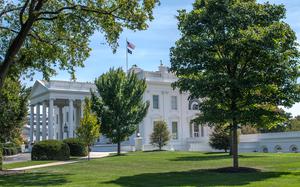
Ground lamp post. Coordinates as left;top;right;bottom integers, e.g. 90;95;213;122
64;122;69;139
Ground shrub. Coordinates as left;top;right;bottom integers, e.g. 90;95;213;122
31;140;70;161
2;143;20;156
150;121;170;150
63;138;87;156
209;125;230;152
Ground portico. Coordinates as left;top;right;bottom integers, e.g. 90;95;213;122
29;80;95;143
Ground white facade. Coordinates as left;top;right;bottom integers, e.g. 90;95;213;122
29;65;213;151
130;65;212;151
29;65;300;153
239;132;300;153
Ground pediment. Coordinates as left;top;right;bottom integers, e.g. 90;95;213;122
30;80;48;99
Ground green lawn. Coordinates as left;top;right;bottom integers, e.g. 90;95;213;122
1;151;300;186
3;160;55;170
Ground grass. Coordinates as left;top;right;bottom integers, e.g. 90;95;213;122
1;151;300;186
3;160;54;170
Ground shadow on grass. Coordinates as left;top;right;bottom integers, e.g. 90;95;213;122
170;154;267;162
104;169;296;187
0;172;71;186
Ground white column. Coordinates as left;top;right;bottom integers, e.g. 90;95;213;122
81;99;84;118
42;102;47;140
59;106;63;140
36;104;41;142
69;99;74;138
48;99;54;139
30;105;34;143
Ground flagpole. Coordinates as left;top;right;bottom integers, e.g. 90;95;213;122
126;38;128;74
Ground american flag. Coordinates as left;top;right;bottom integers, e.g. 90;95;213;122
127;41;135;54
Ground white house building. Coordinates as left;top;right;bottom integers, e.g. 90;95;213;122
29;64;300;153
29;64;213;152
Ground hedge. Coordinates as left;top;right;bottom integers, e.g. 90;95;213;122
63;138;88;156
31;140;70;161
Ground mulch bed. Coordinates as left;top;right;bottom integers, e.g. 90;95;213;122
0;170;26;176
207;167;261;173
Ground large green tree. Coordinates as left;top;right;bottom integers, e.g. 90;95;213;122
170;0;300;169
0;77;30;170
91;68;149;155
0;0;159;89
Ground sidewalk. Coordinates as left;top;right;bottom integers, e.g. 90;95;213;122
8;152;111;171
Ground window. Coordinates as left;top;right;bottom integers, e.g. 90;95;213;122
172;122;178;139
153;95;159;109
192;103;199;110
190;124;203;138
171;96;178;110
188;99;200;110
193;124;199;137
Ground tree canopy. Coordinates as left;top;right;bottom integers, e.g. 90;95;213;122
170;0;300;169
91;68;149;155
0;77;29;170
0;0;160;88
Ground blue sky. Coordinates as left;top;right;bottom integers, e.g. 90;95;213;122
26;0;300;117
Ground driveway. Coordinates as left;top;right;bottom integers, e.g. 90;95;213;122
3;153;31;164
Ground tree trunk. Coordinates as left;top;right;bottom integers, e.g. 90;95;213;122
117;142;121;155
0;1;45;89
232;121;239;169
87;146;90;161
0;144;2;171
229;124;232;156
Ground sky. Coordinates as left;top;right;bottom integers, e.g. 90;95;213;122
25;0;300;117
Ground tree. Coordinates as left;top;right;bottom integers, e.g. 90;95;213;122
91;68;149;155
287;116;300;132
170;0;300;169
150;121;170;151
0;0;160;89
241;125;258;135
0;77;29;170
209;125;230;152
76;97;100;160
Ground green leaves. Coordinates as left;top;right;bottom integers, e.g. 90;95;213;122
91;68;149;144
77;97;100;147
0;0;160;83
0;77;30;143
170;0;300;127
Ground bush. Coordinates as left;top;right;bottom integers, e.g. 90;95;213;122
209;125;230;153
2;143;20;156
63;138;87;156
150;121;170;150
31;140;70;161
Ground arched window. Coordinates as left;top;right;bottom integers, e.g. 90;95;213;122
189;99;200;110
289;145;298;153
261;146;268;153
274;145;282;153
